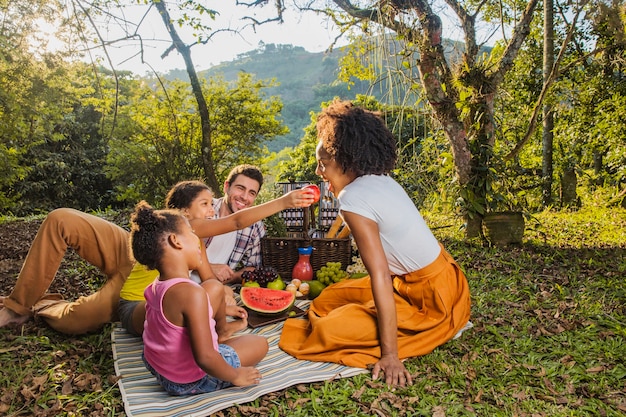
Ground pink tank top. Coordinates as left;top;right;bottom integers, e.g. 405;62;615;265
142;277;219;383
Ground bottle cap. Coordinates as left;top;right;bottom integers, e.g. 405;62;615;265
298;246;313;255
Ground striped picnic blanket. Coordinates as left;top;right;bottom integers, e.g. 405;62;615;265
111;300;368;417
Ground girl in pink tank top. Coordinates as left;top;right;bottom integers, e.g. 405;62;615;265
129;201;269;395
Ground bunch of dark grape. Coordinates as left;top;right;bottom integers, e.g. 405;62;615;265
241;266;279;287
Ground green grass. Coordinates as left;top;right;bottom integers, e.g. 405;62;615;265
1;206;624;416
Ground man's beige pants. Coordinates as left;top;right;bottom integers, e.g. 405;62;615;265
3;208;134;334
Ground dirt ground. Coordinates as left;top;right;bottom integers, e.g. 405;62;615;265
0;218;88;299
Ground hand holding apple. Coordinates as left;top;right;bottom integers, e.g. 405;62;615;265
303;184;320;203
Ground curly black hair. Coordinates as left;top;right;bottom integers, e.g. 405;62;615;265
129;201;183;270
165;180;212;210
316;100;397;176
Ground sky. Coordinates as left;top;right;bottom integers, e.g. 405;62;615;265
90;3;344;75
40;1;495;76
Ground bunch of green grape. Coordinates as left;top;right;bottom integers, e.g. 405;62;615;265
316;262;348;286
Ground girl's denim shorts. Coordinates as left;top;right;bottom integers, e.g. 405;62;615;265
143;344;241;395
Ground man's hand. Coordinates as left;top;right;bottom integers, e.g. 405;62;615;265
210;264;235;283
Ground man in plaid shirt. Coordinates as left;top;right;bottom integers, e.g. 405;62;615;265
206;164;267;285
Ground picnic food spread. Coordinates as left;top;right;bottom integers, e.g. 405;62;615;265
240;287;295;316
315;261;348;286
241;266;281;288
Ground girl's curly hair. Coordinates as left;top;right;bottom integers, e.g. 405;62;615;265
165;180;212;210
129;200;183;270
316;100;397;176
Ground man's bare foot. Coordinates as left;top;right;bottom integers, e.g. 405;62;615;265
0;307;30;328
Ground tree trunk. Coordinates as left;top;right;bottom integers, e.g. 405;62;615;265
593;151;604;186
153;1;221;195
542;0;555;207
330;0;539;239
560;167;579;207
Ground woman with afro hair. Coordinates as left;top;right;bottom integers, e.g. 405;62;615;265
279;100;471;387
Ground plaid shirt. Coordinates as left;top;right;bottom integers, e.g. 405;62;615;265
206;197;266;270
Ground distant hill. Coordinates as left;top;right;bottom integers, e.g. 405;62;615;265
197;44;373;152
165;40;487;153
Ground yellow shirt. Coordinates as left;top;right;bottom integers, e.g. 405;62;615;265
119;262;159;301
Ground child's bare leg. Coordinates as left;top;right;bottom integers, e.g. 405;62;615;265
224;285;237;306
226;304;247;320
224;334;269;366
201;280;247;341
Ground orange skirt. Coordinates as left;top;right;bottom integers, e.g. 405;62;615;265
279;246;471;368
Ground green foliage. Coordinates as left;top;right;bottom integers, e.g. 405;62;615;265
277;95;438;209
0;30;115;214
337;37;377;84
13;105;114;215
197;43;374;152
106;73;288;205
495;2;626;211
275;111;320;183
2;206;625;415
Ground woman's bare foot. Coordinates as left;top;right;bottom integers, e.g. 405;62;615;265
0;307;30;328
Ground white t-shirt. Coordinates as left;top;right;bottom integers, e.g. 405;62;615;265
189;230;238;284
338;174;441;275
206;231;238;264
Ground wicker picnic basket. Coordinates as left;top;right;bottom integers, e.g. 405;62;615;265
262;181;352;279
261;235;351;280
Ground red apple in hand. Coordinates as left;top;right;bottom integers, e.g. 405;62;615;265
304;184;320;203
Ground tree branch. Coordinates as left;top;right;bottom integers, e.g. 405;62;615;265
505;0;589;160
73;0;119;139
489;0;540;87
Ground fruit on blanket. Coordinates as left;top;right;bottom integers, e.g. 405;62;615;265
303;184;320;203
307;280;326;299
240;287;295;316
287;278;313;298
285;283;298;295
267;277;286;290
298;282;310;296
316;261;348;286
243;280;261;288
241;266;280;287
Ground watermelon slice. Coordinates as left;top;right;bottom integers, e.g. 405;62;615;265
240;287;296;316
